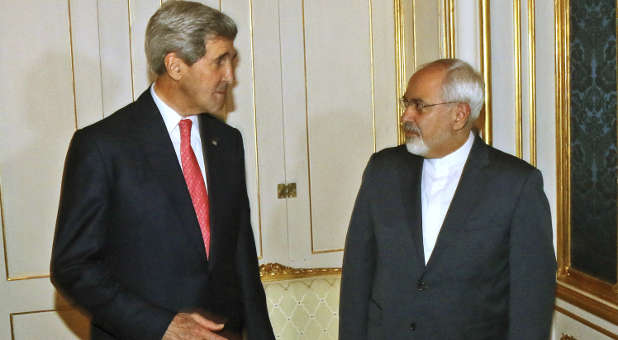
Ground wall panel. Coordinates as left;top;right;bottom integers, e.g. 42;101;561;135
70;0;104;128
0;0;76;279
488;1;516;155
303;0;374;255
225;0;285;261
98;1;133;115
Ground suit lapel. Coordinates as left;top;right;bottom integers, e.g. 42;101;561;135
425;136;490;268
396;149;426;268
131;90;208;261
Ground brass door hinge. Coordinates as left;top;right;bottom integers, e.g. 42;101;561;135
277;183;297;199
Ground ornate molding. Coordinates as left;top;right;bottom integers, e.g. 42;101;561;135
259;263;341;282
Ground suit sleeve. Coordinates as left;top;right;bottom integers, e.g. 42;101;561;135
508;169;556;340
339;155;377;340
233;132;276;340
50;130;175;340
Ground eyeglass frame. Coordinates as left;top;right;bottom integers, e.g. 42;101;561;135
399;97;459;113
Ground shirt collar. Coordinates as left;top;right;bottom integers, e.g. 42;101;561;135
425;131;475;173
150;84;199;133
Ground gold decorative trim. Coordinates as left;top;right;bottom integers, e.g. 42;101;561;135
514;0;523;158
555;304;618;339
248;0;263;259
527;0;537;165
448;0;455;57
127;0;136;101
411;0;418;70
479;0;492;144
559;334;577;340
300;0;316;255
68;0;78;129
369;0;376;153
394;0;406;145
9;308;77;340
7;274;50;282
555;0;571;277
1;181;8;281
442;0;455;58
557;272;618;323
259;263;341;282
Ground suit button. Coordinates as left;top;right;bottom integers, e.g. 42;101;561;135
409;322;416;331
416;280;426;291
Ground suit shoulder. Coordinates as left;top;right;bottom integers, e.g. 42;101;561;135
371;145;419;164
78;101;138;137
362;145;421;176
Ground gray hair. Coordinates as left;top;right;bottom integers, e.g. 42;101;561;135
145;0;237;75
420;58;485;122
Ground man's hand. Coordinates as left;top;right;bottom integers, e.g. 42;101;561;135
162;312;227;340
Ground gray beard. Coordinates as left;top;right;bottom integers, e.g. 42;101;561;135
406;136;429;156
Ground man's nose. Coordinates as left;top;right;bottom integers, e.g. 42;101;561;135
401;106;417;122
223;63;235;83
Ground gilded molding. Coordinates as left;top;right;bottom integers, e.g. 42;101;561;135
1;180;8;281
394;0;405;145
127;0;136;101
10;308;78;340
369;0;376;153
528;0;537;166
514;0;523;158
479;0;493;144
248;0;263;259
68;0;78;129
555;304;618;339
442;0;455;58
259;263;341;282
559;335;577;340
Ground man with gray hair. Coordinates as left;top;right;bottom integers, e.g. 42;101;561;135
339;58;556;339
51;1;275;339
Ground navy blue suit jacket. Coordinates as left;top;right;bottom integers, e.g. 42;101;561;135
51;90;274;340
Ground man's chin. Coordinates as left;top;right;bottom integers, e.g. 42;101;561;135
405;139;429;156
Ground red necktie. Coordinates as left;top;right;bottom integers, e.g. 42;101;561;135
179;119;211;258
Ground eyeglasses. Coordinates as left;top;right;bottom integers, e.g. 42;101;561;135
400;97;459;113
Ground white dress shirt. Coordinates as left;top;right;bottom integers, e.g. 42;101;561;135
150;84;208;190
421;132;474;264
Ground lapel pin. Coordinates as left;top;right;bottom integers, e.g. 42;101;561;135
211;139;218;147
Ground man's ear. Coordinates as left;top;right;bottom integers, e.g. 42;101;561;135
164;52;187;81
453;102;471;130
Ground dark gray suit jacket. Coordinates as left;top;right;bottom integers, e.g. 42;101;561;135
51;90;275;340
339;136;556;340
